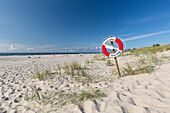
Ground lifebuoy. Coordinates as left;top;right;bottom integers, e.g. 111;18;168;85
102;37;123;57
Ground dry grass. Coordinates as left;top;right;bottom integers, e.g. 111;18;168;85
121;55;162;76
122;44;170;56
25;87;104;109
57;65;61;76
106;59;112;66
85;59;94;65
34;70;51;81
73;89;105;102
70;65;75;77
64;64;70;75
71;61;81;70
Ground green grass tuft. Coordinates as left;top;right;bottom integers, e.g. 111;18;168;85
71;89;105;104
70;65;75;77
78;89;104;101
85;59;94;65
121;55;162;76
35;70;51;81
81;70;87;77
106;59;112;66
57;65;61;76
71;61;81;70
64;64;70;75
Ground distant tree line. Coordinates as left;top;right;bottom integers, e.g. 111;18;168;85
153;44;160;47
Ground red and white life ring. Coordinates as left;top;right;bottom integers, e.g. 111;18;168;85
102;37;123;57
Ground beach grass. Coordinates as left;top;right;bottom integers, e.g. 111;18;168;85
85;59;94;65
24;86;42;103
77;69;80;76
71;89;105;104
71;61;81;70
74;76;83;83
70;65;75;77
57;65;61;76
122;44;170;56
81;70;87;77
34;70;51;81
121;55;162;76
64;64;70;75
106;59;112;66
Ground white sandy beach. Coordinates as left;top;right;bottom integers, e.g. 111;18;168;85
0;51;170;113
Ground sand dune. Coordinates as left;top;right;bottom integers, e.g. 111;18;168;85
0;51;170;113
57;63;170;113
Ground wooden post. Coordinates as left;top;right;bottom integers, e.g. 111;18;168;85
110;36;121;78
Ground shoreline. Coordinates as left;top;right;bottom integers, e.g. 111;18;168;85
0;52;100;56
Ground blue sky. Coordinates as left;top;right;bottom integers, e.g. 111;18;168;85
0;0;170;52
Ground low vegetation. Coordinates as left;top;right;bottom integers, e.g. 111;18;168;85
71;61;81;70
81;70;87;77
24;86;42;104
85;59;94;65
122;63;154;76
57;65;61;76
70;65;75;77
64;64;70;75
121;55;162;76
25;87;104;109
122;44;170;56
73;89;105;102
34;70;51;81
106;59;112;66
93;56;108;61
74;69;94;83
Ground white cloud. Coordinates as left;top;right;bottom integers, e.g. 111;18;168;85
126;12;170;25
36;45;57;49
9;45;17;51
119;33;134;37
124;30;170;41
27;48;33;51
127;17;154;24
96;47;98;49
0;42;100;52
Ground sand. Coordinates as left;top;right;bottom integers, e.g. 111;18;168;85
0;51;170;113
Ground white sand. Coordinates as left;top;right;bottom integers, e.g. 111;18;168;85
0;51;170;113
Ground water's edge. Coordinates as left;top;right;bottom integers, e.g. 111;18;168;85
0;52;100;56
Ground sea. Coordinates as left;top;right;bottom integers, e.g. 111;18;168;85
0;52;100;56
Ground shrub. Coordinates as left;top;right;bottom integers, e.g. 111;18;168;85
153;44;160;47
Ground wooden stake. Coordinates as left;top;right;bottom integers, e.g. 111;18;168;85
110;36;121;78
